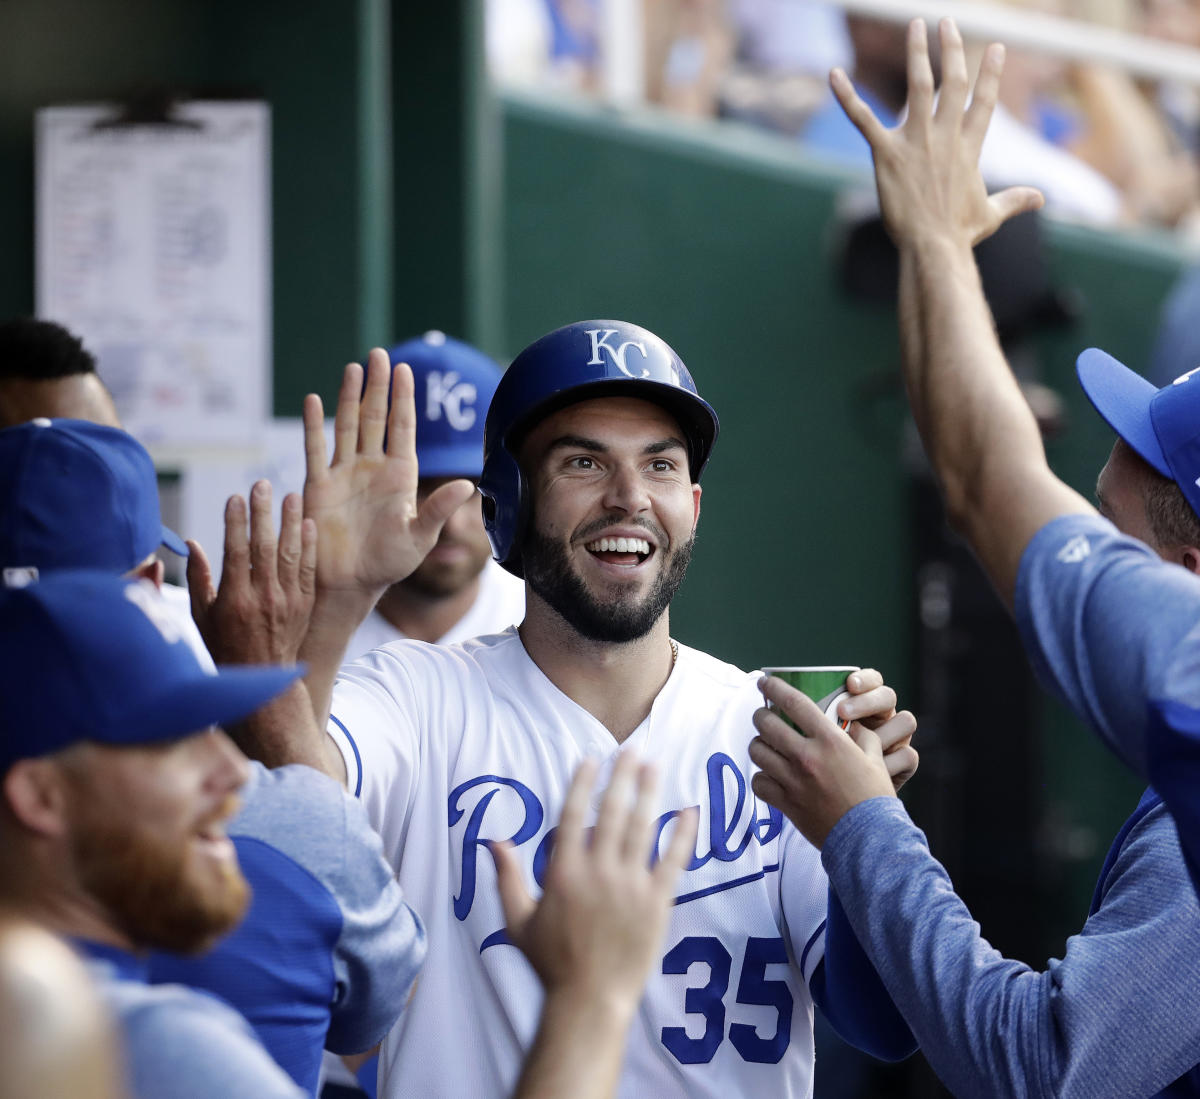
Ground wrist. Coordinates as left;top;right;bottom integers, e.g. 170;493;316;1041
307;587;380;634
901;234;977;273
540;983;639;1035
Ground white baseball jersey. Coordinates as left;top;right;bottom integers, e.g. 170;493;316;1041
345;559;526;661
328;629;829;1099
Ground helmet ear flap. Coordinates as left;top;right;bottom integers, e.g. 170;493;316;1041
479;444;528;578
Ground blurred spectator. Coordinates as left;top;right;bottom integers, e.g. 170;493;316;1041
545;0;601;90
0;915;127;1099
800;15;911;167
797;12;1123;223
731;0;850;77
1142;0;1200;153
1066;62;1198;226
487;0;553;87
1148;259;1200;385
976;93;1124;225
645;0;734;117
970;0;1198;228
719;0;848;132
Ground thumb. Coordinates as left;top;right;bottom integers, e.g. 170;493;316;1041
489;840;537;938
987;186;1044;230
185;539;215;627
413;479;478;544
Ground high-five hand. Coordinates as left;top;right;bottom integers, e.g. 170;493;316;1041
832;18;1043;251
299;348;476;732
302;348;476;597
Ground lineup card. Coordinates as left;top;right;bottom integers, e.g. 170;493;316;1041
36;101;271;455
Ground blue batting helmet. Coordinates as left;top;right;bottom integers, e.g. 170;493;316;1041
479;319;719;576
384;331;503;478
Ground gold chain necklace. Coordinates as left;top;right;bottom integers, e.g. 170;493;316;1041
670;638;679;667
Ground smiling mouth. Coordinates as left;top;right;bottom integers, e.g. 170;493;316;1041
584;536;654;567
193;821;237;862
193;795;241;857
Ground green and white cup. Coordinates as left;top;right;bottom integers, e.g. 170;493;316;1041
759;666;859;734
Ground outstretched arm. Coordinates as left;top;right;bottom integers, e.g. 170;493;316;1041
298;349;475;728
496;755;697;1099
836;18;1092;608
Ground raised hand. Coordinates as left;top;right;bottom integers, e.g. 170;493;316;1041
186;481;316;666
832;18;1043;251
496;754;698;1099
298;349;478;729
187;481;332;771
302;348;476;598
492;754;697;1004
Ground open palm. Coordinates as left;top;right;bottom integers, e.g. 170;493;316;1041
302;348;475;595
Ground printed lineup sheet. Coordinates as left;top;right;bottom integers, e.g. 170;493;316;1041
35;101;271;454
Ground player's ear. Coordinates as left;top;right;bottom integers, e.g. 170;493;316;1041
127;555;165;590
1181;545;1200;576
2;757;72;838
692;484;702;528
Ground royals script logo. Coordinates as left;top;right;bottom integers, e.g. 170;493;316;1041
448;751;784;949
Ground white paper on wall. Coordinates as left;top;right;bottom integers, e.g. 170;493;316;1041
36;101;271;455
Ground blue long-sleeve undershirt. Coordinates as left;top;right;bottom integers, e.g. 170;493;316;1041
822;795;1200;1098
810;882;918;1062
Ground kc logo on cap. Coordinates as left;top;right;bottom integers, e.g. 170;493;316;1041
425;370;479;432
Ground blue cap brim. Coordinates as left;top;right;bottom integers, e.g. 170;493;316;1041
160;525;189;558
118;663;303;746
1076;348;1170;477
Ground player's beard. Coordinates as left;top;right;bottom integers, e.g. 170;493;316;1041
70;799;250;955
521;521;694;643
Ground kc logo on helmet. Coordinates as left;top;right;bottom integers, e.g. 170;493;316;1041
426;371;479;431
585;329;650;378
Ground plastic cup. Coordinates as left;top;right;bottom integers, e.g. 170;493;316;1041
759;666;859;734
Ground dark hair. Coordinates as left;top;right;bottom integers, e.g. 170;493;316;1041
0;318;96;381
1145;466;1200;551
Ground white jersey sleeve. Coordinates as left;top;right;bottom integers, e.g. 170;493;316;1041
779;820;828;983
327;645;428;861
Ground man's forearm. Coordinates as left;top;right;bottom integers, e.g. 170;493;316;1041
824;798;1200;1098
298;587;379;730
227;679;346;782
510;992;632;1099
898;236;1091;607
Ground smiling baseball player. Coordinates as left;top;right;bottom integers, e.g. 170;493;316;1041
278;320;918;1098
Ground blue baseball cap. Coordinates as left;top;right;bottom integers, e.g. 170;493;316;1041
0;418;187;585
386;331;503;478
0;572;302;772
1077;348;1200;520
